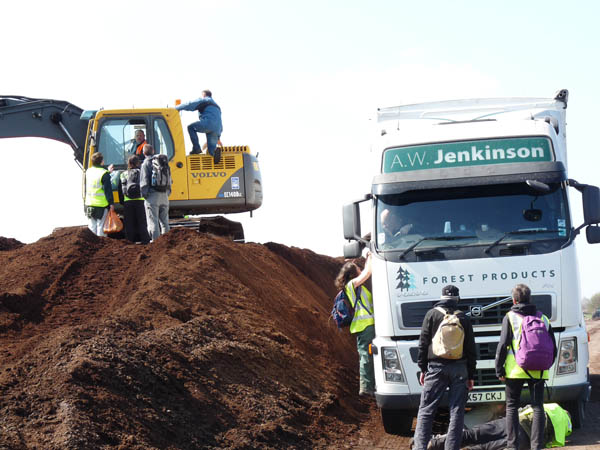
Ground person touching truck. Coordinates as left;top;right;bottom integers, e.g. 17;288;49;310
334;253;375;397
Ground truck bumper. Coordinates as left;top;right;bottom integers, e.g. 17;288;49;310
375;381;590;410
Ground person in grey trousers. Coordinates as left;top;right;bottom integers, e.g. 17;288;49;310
140;144;171;241
412;285;477;450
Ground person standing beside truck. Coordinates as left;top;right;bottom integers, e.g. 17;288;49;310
334;252;375;396
495;284;557;450
176;90;223;164
85;152;114;237
413;285;476;450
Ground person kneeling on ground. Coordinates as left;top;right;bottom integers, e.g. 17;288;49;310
419;402;572;450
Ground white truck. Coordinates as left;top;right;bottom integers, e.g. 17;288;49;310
342;89;600;434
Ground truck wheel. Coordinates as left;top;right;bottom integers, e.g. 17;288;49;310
566;397;586;428
380;408;413;435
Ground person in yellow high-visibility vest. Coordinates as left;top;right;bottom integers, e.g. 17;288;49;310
495;284;557;450
84;152;114;236
117;155;150;244
334;252;375;396
419;402;572;450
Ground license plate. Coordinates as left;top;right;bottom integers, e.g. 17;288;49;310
468;390;505;403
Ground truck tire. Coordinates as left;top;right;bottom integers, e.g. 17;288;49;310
565;397;586;428
380;408;413;435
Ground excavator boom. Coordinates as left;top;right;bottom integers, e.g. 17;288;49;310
0;95;87;167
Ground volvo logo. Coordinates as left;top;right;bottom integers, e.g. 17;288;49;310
470;305;483;317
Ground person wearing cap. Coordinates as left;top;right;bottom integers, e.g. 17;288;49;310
176;90;223;164
412;285;477;450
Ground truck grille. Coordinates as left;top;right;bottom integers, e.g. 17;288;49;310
409;341;498;363
475;368;503;387
400;295;551;328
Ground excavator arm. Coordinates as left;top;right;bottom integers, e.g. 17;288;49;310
0;95;88;168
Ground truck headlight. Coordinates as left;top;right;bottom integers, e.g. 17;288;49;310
556;337;577;375
382;347;406;383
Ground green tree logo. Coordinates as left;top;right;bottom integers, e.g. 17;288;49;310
396;266;416;291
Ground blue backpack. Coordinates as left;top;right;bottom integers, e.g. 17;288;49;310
333;285;371;329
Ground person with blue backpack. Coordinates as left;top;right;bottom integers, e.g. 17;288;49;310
495;283;557;450
333;252;375;397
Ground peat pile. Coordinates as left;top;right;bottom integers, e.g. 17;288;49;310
0;227;368;449
0;236;23;251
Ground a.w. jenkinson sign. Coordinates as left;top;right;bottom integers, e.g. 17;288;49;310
383;138;553;173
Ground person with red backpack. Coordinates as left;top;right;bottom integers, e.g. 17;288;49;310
495;284;557;450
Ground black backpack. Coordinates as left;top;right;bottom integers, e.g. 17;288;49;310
124;168;141;198
151;154;171;192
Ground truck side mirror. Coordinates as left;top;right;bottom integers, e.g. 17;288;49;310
583;185;600;225
586;226;600;244
343;203;361;240
344;241;363;258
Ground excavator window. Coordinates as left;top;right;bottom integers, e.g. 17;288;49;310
96;118;147;168
152;117;174;160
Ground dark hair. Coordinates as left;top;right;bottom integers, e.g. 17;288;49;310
335;261;360;291
91;152;104;166
512;284;531;304
128;155;140;169
202;89;212;98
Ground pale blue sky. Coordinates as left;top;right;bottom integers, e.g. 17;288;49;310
1;0;599;296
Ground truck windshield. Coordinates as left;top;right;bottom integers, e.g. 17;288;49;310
376;182;570;257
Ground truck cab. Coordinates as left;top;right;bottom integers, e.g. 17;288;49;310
343;90;600;434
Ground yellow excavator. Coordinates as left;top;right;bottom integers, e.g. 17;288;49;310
0;95;263;240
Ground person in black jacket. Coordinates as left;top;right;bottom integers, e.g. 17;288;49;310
117;155;150;244
412;285;477;450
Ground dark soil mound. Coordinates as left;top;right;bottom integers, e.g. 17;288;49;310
0;227;368;449
0;236;23;251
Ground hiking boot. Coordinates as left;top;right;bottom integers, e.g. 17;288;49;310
190;146;201;155
358;389;375;398
213;146;222;164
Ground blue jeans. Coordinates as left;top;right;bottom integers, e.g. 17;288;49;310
187;118;222;154
413;361;469;450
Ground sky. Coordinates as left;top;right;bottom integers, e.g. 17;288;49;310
1;0;599;297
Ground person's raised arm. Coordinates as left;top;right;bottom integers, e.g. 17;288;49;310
176;97;204;112
351;252;372;288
